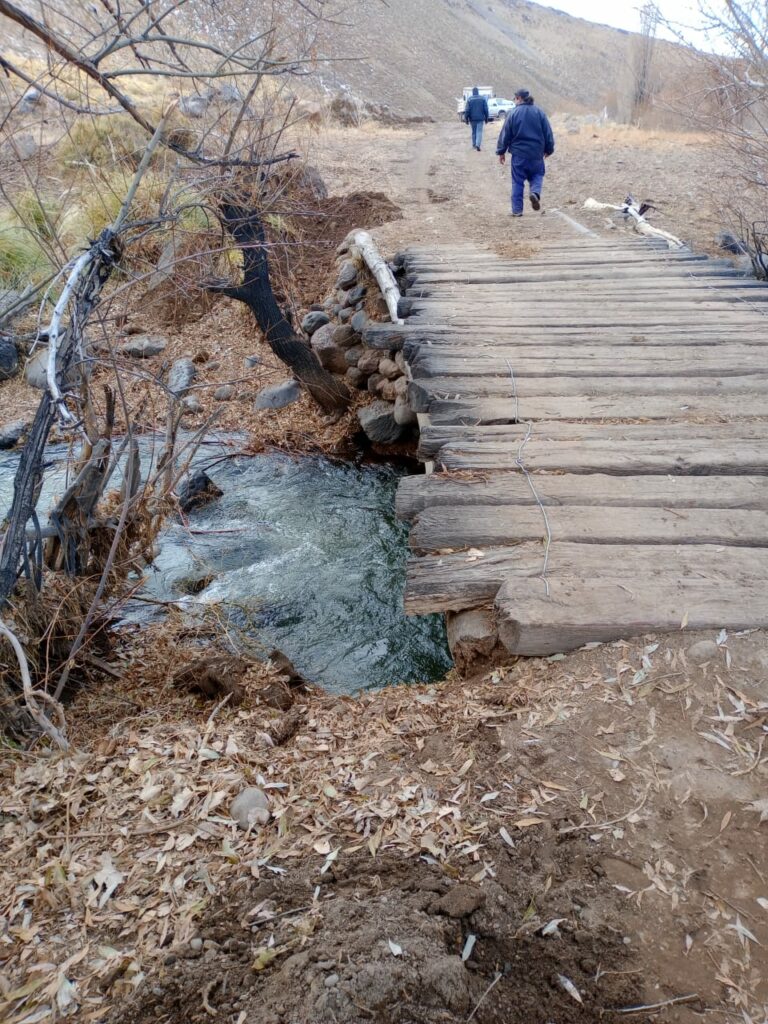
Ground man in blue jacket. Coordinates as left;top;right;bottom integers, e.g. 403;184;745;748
464;87;490;151
496;89;555;216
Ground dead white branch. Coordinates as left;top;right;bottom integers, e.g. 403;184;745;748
44;114;170;423
345;229;404;324
0;619;70;751
584;197;684;248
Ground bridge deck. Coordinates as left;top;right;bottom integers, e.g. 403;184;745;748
393;236;768;656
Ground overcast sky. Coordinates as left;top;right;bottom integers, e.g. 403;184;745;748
535;1;719;47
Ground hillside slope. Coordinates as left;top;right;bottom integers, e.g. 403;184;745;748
315;0;686;120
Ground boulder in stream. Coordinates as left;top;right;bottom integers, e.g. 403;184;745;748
177;469;223;512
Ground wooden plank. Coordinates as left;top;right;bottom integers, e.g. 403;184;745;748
409;352;768;379
431;437;768;474
395;473;768;522
418;421;768;459
363;323;763;350
425;393;768;423
409;504;768;552
408;375;768;404
403;542;768;613
401;332;768;350
493;577;768;655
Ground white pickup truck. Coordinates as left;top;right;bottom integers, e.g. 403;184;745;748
456;88;512;122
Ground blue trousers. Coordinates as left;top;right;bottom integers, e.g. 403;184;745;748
511;153;545;214
470;121;484;148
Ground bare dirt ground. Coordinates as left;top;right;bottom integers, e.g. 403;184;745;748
2;121;766;1024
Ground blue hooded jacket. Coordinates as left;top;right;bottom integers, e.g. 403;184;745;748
496;102;555;160
464;93;489;124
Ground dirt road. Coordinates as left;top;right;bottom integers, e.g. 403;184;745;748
315;117;726;260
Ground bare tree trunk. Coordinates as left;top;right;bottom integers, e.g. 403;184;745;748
214;201;350;415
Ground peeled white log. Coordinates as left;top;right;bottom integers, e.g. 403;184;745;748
345;229;404;324
584;197;684;249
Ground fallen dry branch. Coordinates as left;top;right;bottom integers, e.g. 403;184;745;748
584;197;685;247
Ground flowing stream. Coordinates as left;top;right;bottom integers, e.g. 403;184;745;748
0;441;452;694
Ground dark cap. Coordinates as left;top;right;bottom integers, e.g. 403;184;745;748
514;89;530;100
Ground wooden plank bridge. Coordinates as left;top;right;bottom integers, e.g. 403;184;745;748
375;234;768;658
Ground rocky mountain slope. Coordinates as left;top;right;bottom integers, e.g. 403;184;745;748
312;0;688;121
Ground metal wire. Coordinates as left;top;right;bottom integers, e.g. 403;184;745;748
504;360;552;596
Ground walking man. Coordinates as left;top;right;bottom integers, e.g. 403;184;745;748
464;87;489;151
496;89;555;216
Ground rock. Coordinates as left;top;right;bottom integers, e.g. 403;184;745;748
393;375;408;397
11;133;37;161
367;372;384;393
215;83;242;105
324;974;339;988
332;325;358;349
687;639;720;665
0;336;19;380
350;309;368;333
394;394;417;427
348;284;367;304
344;344;364;367
345;367;366;390
230;787;270;829
716;231;747;255
372;295;390;318
378;357;399;380
395;351;406;372
301;310;330;337
189;938;203;952
244;354;262;368
329;91;361;126
0;289;22;323
380;380;397;402
213;384;235;401
446;608;502;674
179;94;210;118
357;349;381;375
338;307;353;322
177;470;223;512
336;260;358;290
434;883;486;919
182;395;202;414
0;419;28;450
168;357;196;397
121;334;167;358
358;401;404;444
311;327;347;375
254;379;301;410
24;346;48;389
18;87;42;114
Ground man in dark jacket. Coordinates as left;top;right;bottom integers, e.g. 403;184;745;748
464;87;489;151
496;89;555;215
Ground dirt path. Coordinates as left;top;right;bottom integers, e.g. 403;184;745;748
315;118;727;260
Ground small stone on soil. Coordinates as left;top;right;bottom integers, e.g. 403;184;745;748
230;787;270;829
120;334;167;358
254;380;301;410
